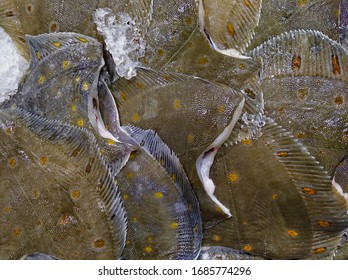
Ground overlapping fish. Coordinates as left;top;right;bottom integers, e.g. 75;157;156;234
98;81;202;259
0;107;127;259
250;29;348;175
0;0;348;261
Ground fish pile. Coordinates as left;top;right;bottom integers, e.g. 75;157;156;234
0;0;347;260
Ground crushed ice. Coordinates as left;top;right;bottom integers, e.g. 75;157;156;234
94;8;146;79
0;27;28;103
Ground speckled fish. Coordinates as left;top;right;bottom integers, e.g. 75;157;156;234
116;126;202;259
1;32;132;176
0;107;127;259
198;0;262;55
110;67;255;226
340;0;348;48
246;0;340;51
141;1;261;93
0;0;154;60
198;246;264;260
250;29;348;175
203;118;348;259
98;80;202;259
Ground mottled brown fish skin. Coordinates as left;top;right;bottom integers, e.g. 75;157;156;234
0;108;127;259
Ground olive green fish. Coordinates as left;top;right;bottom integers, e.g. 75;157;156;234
0;0;153;60
203;118;348;259
250;29;348;175
98;80;203;259
1;32;132;176
0;107;127;259
198;0;262;55
110;67;251;226
246;0;340;51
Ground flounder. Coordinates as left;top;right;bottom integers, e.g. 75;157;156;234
0;0;154;60
246;0;340;51
250;29;348;175
0;107;127;259
203;118;348;259
98;81;203;259
2;32;132;176
198;0;262;55
110;67;249;226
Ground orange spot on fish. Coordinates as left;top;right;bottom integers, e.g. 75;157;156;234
8;158;17;168
71;190;81;199
144;246;153;253
39;156;48;165
171;222;179;229
242;138;252;145
318;220;331;227
198;57;209;65
314;247;326;254
228;172;239;182
93;239;106;248
132;113;140;122
291;55;301;72
302;187;317;195
227;22;236;37
2;207;12;214
334;96;343;105
12;227;22;237
173;99;181;110
277;151;289;157
332;54;341;75
287;230;298;237
52;42;61;48
212;234;221;242
243;245;252;252
154;192;163;199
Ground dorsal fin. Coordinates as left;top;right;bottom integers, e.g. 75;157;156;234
0;107;127;259
199;0;262;54
251;29;348;82
26;32;98;69
123;124;203;259
205;118;348;259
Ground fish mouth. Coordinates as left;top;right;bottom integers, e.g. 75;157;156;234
196;97;245;217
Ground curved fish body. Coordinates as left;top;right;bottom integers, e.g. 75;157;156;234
251;29;348;175
198;0;262;54
98;81;202;259
0;108;127;259
246;0;340;51
116;126;202;259
204;118;348;259
1;32;132;176
198;246;265;260
111;67;249;226
0;0;154;60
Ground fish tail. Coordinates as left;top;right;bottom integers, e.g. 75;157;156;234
0;0;29;60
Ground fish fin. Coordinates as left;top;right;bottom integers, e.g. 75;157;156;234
226;74;265;145
200;0;262;53
339;0;348;49
251;29;348;82
25;32;99;69
263;118;348;258
123;124;202;259
2;107;127;258
199;246;265;260
0;0;29;60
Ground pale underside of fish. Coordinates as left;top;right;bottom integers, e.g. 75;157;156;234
0;107;127;259
250;29;348;175
110;67;251;227
203;118;348;259
1;32;133;176
198;0;262;54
